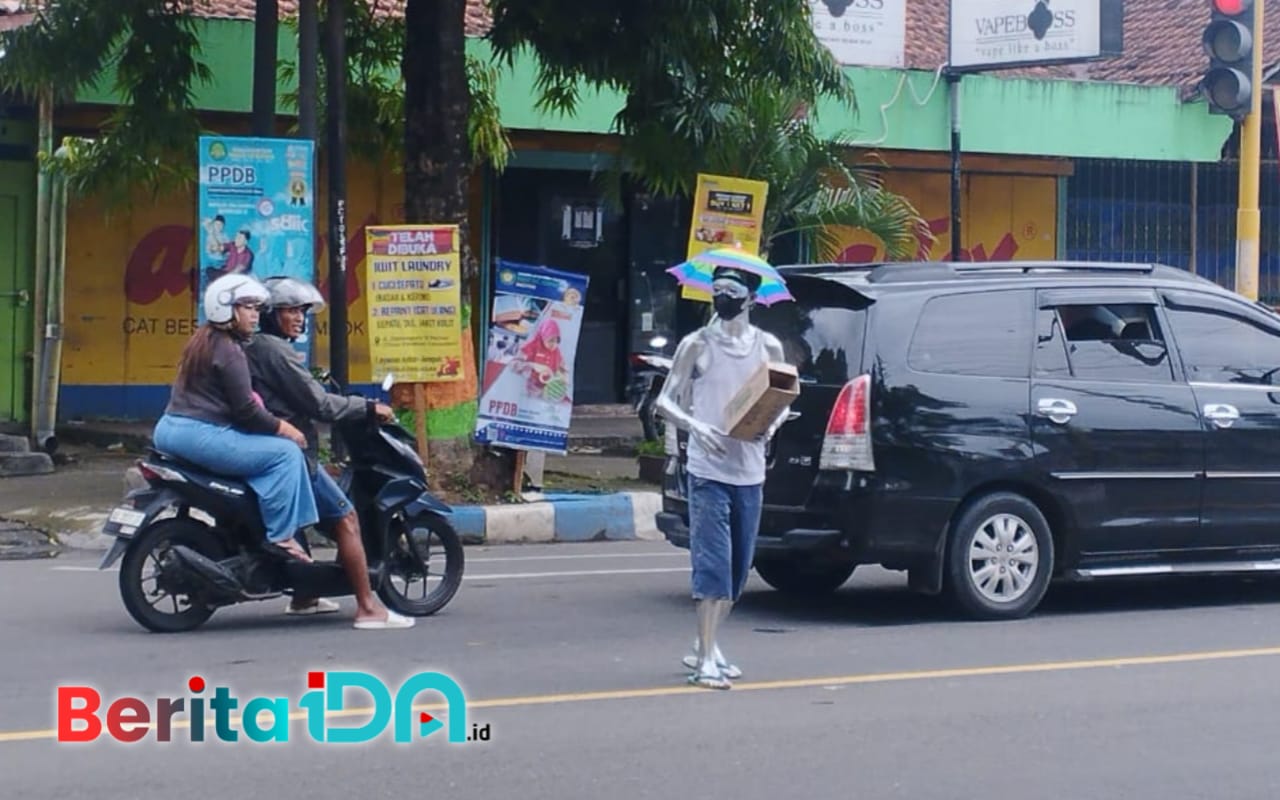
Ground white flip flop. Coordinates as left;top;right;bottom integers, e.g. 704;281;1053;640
354;611;415;630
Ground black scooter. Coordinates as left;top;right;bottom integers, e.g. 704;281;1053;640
100;378;464;633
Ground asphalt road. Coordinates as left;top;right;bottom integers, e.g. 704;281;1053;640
4;541;1280;799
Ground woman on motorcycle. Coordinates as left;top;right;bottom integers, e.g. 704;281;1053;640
152;274;316;561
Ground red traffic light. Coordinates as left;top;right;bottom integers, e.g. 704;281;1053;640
1212;0;1250;16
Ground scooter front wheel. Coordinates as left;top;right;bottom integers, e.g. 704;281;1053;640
119;518;223;633
378;512;464;616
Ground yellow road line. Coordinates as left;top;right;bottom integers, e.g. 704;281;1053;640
4;644;1278;744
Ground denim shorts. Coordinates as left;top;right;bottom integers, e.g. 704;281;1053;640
312;467;354;521
687;474;763;601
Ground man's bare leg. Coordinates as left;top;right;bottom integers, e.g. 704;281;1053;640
331;511;389;623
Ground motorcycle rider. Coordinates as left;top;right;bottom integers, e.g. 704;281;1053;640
245;276;413;630
154;274;316;562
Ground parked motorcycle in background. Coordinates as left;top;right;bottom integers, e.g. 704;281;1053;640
627;335;672;442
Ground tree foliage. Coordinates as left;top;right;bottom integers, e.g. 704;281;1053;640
0;0;209;200
0;0;507;201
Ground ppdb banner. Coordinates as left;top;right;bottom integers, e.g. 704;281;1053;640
474;260;589;454
197;136;316;328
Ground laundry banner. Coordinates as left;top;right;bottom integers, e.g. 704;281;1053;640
683;173;769;302
475;260;590;454
197;136;315;326
364;225;464;383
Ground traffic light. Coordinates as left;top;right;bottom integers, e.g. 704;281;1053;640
1202;0;1256;119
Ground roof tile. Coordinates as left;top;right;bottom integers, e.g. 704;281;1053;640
189;0;492;37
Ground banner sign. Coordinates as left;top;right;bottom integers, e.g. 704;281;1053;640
364;225;464;383
197;136;315;328
474;261;590;454
683;173;769;302
810;0;906;68
948;0;1124;73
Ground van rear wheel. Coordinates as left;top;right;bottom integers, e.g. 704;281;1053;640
945;492;1054;620
754;559;856;596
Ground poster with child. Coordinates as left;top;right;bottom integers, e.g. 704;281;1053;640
474;260;589;454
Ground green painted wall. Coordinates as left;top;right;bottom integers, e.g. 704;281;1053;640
72;19;1232;162
78;19;299;113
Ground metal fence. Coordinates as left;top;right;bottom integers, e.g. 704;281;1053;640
1065;158;1280;304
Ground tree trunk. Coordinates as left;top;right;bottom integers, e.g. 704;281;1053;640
402;0;512;490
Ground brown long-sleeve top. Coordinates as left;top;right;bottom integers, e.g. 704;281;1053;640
164;329;281;434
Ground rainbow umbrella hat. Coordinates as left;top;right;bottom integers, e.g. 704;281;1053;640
666;247;795;306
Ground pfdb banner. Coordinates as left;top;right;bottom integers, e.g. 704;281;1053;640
683;173;769;302
197;136;315;324
365;226;464;383
475;261;589;454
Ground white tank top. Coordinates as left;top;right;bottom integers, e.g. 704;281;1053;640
686;328;769;486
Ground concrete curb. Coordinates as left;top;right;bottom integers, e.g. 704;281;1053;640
460;491;664;545
15;491;664;552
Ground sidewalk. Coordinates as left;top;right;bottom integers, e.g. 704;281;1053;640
0;422;662;557
56;406;646;456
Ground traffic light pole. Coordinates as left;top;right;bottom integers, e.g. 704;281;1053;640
1235;0;1265;301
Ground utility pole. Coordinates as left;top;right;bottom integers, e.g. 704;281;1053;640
251;0;279;137
1235;0;1264;301
325;0;349;392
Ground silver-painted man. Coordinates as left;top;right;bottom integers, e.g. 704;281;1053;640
656;266;791;689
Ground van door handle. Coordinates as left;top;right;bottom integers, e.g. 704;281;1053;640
1203;403;1240;429
1035;397;1078;425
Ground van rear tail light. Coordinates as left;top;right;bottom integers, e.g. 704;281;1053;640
820;374;875;471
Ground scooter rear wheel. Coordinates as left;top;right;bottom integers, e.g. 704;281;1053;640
377;513;464;616
119;518;224;633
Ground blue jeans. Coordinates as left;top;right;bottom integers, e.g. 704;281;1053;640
312;466;353;521
153;414;319;543
688;475;763;601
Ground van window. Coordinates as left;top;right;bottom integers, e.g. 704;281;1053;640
1053;304;1173;383
752;279;868;387
1165;304;1280;385
908;290;1032;378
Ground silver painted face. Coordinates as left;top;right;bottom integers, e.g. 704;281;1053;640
711;279;749;299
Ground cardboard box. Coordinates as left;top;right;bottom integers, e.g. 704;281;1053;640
723;361;800;441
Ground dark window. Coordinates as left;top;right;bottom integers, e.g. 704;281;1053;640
908;291;1032;378
1053;303;1173;382
753;280;869;387
1034;309;1071;378
1165;305;1280;385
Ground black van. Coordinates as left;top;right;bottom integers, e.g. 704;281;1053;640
657;261;1280;619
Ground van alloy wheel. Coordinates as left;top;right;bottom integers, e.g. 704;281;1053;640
946;492;1054;621
968;513;1039;604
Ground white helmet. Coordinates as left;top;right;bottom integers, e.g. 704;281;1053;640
262;276;327;314
204;274;269;324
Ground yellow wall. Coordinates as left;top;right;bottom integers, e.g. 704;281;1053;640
831;169;1059;262
65;160;411;388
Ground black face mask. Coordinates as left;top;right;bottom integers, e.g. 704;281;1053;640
713;293;748;320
